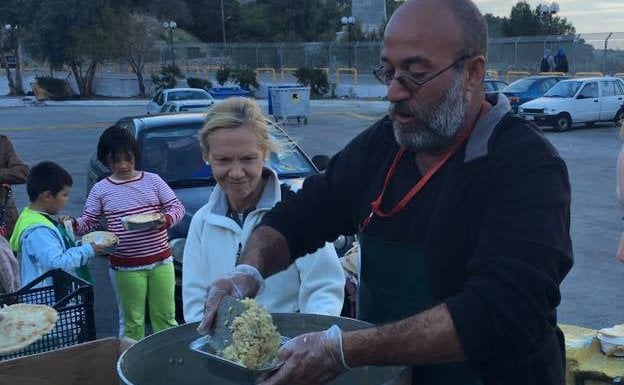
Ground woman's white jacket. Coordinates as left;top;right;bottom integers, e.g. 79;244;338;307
182;169;345;322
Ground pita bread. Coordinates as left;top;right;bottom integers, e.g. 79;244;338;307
81;231;118;248
125;213;162;224
0;304;58;354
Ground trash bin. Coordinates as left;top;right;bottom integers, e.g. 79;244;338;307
208;86;250;100
269;86;310;124
267;85;297;115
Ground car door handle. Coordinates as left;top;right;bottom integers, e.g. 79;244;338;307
594;99;599;102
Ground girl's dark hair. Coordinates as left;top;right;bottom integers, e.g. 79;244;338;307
97;125;140;166
27;161;73;201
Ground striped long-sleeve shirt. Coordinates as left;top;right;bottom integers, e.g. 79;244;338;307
75;172;185;268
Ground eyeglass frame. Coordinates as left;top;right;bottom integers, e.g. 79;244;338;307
373;54;472;92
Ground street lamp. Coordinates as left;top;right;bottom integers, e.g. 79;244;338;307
341;16;356;41
537;2;559;35
220;0;227;44
162;21;177;67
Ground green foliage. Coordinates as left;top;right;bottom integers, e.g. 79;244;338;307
231;67;259;91
484;14;505;37
216;67;231;85
151;65;185;91
293;68;329;98
501;1;575;36
35;76;68;99
186;77;213;90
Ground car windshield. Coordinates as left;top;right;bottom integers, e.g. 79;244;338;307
544;81;582;98
138;123;315;187
168;90;210;101
504;78;537;93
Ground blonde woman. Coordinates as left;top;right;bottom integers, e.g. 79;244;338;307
182;97;344;322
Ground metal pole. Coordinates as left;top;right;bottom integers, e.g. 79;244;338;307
169;28;176;67
220;0;227;44
603;32;613;75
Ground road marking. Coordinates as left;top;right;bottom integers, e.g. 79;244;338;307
314;111;380;121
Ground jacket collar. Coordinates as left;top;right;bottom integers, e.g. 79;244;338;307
464;92;512;162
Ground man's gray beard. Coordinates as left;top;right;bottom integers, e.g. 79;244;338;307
392;73;466;153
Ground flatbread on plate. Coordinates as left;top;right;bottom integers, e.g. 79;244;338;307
125;213;162;224
0;303;58;354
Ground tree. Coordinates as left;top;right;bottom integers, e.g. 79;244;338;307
117;14;159;97
484;13;505;37
502;1;575;37
0;0;32;95
25;0;124;97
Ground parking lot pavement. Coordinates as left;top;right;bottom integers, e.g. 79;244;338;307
1;103;623;337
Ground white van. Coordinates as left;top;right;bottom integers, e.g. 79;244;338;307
518;77;624;131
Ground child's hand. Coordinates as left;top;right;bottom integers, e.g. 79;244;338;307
90;243;108;256
155;214;169;230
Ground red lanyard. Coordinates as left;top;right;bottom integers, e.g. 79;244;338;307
362;104;487;230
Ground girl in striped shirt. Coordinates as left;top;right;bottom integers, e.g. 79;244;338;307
70;125;185;340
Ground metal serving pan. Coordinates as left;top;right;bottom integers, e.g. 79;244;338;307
117;314;411;385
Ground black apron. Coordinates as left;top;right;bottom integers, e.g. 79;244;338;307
358;233;482;385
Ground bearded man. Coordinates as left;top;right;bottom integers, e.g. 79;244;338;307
197;0;573;384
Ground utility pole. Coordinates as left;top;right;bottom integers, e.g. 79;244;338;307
220;0;227;44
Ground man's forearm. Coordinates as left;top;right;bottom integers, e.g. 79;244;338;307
343;303;466;367
239;225;292;278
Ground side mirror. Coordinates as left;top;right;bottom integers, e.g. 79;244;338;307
312;155;330;172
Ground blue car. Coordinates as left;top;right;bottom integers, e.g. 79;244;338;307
502;75;569;113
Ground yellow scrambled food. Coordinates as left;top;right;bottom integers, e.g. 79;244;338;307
220;298;281;370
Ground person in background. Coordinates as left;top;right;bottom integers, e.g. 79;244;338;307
0;135;29;238
554;47;569;73
197;1;573;384
68;126;185;340
183;97;344;323
9;161;103;285
540;48;556;72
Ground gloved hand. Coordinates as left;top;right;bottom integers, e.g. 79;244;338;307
259;325;351;385
197;264;265;334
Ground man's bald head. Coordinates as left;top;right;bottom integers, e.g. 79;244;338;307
386;0;488;59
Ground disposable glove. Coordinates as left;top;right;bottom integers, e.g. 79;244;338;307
197;264;265;334
260;325;351;385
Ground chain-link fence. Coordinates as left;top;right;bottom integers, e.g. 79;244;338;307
14;32;624;93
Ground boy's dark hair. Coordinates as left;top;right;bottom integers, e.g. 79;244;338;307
97;125;140;166
27;161;73;201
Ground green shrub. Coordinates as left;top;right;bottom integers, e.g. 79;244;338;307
151;64;184;91
231;67;259;91
35;76;68;99
186;77;212;90
293;68;329;98
216;67;231;85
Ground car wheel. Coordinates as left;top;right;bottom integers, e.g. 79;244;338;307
554;113;572;132
615;109;624;125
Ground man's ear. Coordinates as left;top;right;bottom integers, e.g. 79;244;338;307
464;55;486;92
39;191;53;201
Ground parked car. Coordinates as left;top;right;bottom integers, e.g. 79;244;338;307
86;113;353;321
159;98;215;113
146;88;213;114
483;79;507;95
502;75;569;113
518;77;624;132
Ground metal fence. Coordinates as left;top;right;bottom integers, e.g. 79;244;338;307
18;32;624;86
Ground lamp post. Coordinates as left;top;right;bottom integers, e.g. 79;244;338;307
537;2;559;36
340;16;356;41
162;21;177;67
220;0;227;44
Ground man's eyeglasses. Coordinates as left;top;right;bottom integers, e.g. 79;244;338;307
373;55;470;92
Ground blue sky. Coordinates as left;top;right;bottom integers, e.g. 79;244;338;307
473;0;624;34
